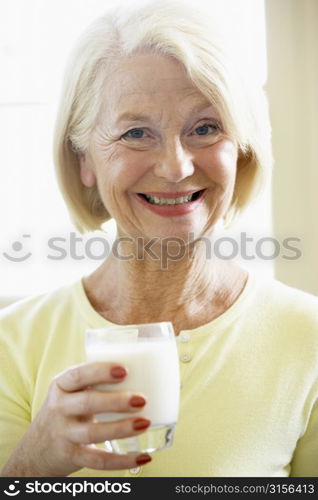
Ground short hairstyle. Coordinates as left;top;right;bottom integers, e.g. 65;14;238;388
53;0;272;233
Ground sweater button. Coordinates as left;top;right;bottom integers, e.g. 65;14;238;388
180;333;190;343
180;353;191;363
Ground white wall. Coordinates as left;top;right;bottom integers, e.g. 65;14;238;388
265;0;318;295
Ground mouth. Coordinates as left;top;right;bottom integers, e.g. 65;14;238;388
136;189;206;205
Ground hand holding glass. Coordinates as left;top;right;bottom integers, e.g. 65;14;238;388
85;322;180;455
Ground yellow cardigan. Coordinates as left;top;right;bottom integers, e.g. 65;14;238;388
0;271;317;477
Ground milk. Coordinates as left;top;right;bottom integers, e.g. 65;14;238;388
86;339;180;426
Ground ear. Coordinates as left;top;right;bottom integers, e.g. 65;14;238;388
78;153;97;188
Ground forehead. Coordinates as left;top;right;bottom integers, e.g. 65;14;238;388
100;52;211;117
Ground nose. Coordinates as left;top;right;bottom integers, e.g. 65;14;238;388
153;136;195;182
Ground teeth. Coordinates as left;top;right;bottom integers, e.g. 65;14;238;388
144;193;195;205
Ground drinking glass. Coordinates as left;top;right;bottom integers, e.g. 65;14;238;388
85;322;180;454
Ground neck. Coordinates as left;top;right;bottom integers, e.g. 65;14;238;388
83;232;247;333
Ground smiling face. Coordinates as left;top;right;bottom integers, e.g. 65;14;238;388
79;52;238;242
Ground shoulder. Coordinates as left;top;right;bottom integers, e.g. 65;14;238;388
249;272;318;351
0;280;81;336
253;274;318;320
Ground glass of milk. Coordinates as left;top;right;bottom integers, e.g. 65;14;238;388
85;322;180;455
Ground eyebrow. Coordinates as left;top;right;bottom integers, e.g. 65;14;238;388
117;112;150;123
116;102;214;124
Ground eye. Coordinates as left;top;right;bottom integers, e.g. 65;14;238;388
122;128;146;139
193;123;220;136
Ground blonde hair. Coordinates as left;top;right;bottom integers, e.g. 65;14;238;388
53;0;272;233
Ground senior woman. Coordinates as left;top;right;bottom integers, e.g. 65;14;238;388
1;0;318;478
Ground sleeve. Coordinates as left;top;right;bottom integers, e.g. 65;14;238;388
0;323;32;471
290;395;318;477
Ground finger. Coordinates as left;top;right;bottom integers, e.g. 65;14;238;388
55;362;128;392
67;417;151;444
61;390;147;416
72;445;152;471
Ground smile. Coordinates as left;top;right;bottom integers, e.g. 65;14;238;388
137;189;205;205
134;189;207;217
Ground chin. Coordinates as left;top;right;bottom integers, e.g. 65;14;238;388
142;222;209;246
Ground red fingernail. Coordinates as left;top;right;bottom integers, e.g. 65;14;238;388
136;454;152;466
111;366;127;379
130;395;146;407
133;418;151;431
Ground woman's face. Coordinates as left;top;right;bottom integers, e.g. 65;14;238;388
80;52;238;242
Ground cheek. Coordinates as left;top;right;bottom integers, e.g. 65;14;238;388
99;148;152;189
199;140;238;185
